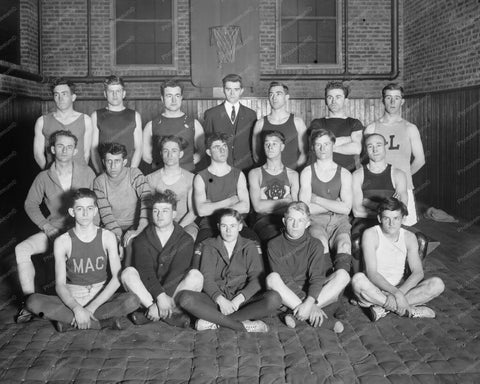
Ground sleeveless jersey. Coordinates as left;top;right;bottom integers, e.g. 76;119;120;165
374;225;407;286
66;228;108;286
260;166;291;200
151;114;195;171
147;169;194;222
96;108;136;166
43;112;86;166
311;164;342;200
362;164;395;203
371;120;414;188
261;114;298;169
198;167;241;203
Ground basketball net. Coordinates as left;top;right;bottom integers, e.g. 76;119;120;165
210;25;242;67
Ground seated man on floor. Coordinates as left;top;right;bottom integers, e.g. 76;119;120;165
93;143;151;266
351;197;445;321
26;188;140;331
147;136;198;240
249;130;299;243
121;190;203;328
176;209;282;332
15;130;96;323
351;133;408;238
266;202;345;333
194;133;257;244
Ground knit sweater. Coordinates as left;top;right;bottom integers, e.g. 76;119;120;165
200;235;263;302
24;163;96;230
93;167;150;239
267;231;327;299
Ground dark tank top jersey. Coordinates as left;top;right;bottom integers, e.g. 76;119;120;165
260;166;291;200
362;164;395;203
261;114;298;169
199;167;241;203
66;228;108;286
311;164;342;200
96;108;136;166
151;114;195;172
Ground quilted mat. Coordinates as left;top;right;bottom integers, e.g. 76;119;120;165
0;221;479;383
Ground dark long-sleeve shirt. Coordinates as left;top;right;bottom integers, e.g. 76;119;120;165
132;223;194;298
267;231;327;299
200;235;263;302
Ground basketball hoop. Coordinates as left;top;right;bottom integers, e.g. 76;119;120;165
209;25;243;67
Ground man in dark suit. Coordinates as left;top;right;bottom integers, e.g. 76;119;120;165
203;74;257;172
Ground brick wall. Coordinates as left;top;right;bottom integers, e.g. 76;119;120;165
404;0;480;94
37;0;403;99
19;0;38;73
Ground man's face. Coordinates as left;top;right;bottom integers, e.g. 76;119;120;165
383;90;404;114
313;135;334;160
268;86;288;110
264;135;284;159
326;88;346;113
207;140;228;163
104;153;127;178
366;135;386;162
378;209;404;235
69;197;97;226
51;135;77;162
161;140;183;166
223;81;244;104
104;84;125;107
162;86;183;112
283;209;310;240
152;202;176;229
218;215;242;243
53;84;76;111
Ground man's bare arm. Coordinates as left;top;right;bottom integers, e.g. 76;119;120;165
131;112;143;168
33;116;46;169
397;231;424;294
142;121;153;164
90;111;103;173
83;114;94;165
251;119;264;164
334;130;362;155
408;123;425;175
193;119;205;165
294;117;307;167
193;174;238;217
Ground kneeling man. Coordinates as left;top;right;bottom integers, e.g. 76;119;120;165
177;209;282;332
121;190;202;327
26;189;140;331
266;202;346;332
352;197;444;321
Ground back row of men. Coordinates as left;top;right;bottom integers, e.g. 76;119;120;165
14;74;443;332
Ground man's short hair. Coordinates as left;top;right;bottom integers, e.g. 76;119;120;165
50;78;76;95
159;135;188;151
101;142;128;160
72;188;97;206
284;201;310;219
310;128;336;148
268;81;289;94
103;75;125;90
364;133;388;146
160;80;184;97
325;81;349;99
50;130;78;148
218;208;243;224
263;129;286;144
382;83;404;99
377;197;408;217
152;189;178;211
222;74;243;88
206;132;229;149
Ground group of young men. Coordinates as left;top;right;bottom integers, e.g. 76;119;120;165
14;74;444;333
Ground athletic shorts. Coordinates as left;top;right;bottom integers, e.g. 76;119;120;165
309;213;351;248
67;281;106;307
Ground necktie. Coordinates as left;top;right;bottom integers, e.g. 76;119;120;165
231;106;236;123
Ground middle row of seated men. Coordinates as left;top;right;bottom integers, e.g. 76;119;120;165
17;126;444;332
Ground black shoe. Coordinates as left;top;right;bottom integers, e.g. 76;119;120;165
129;311;151;325
53;321;74;332
98;317;123;330
162;312;191;328
334;302;347;320
15;307;34;324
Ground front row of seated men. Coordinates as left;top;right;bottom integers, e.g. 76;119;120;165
16;128;444;331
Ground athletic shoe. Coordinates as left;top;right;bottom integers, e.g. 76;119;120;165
409;306;436;319
368;305;388;322
195;319;218;331
53;321;70;333
129;311;150;325
100;317;123;330
334;302;347;320
15;307;33;324
283;314;296;329
242;320;269;333
163;312;191;328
